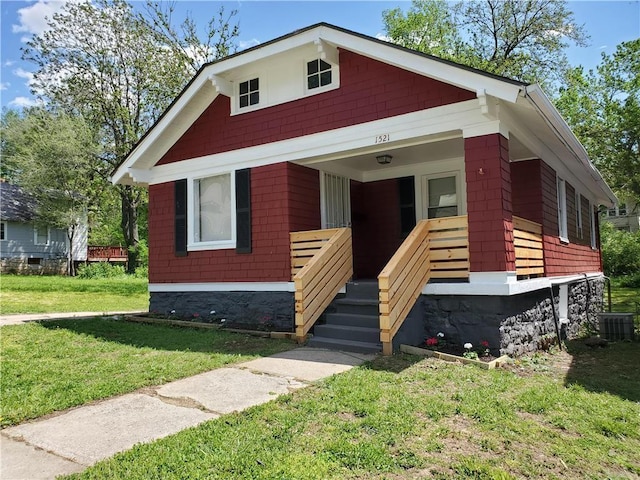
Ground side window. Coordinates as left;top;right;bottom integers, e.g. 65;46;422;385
0;222;5;240
556;177;568;241
191;173;235;250
576;192;583;239
34;225;49;245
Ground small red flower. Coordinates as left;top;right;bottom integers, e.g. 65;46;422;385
193;313;200;318
480;340;490;348
426;337;438;346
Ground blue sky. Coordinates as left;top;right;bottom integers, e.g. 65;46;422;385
1;0;639;109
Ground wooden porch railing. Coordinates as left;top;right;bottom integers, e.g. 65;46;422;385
513;216;544;277
290;228;353;342
378;215;468;355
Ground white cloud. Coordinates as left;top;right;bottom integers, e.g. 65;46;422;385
13;68;34;81
12;1;68;37
375;33;392;42
238;38;260;50
0;82;9;91
8;96;40;108
4;60;16;67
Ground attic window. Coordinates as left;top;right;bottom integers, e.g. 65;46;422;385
239;78;259;108
307;59;332;90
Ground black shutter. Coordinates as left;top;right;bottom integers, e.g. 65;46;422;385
174;179;187;257
398;176;416;237
236;169;252;253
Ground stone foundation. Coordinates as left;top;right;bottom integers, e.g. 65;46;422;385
394;277;605;356
1;258;67;275
149;291;295;331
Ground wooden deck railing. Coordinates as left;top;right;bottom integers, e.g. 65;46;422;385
87;246;128;262
378;215;469;355
513;216;544;277
290;228;353;342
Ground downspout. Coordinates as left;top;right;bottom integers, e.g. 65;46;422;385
548;285;563;351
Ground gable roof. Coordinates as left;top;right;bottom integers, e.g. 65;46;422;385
111;23;616;206
0;182;37;222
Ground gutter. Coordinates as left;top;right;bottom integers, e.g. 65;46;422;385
524;84;617;206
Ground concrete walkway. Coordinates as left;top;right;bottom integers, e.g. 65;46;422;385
0;311;147;326
1;346;374;479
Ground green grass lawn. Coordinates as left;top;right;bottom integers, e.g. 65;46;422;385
608;280;639;314
65;342;640;480
0;275;149;314
0;318;293;426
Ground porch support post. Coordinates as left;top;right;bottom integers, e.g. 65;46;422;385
463;129;515;276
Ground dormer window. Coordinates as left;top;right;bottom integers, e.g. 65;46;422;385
239;78;259;108
307;59;332;90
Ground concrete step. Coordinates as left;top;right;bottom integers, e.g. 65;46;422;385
345;280;379;299
313;324;380;344
324;312;379;329
333;298;379;316
307;336;381;354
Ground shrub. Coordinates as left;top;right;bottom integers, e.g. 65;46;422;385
133;265;148;279
600;222;640;276
619;272;640;288
76;262;126;279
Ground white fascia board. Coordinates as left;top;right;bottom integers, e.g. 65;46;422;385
524;85;617;206
145;100;486;185
149;282;295;292
112;73;218;185
320;28;524;104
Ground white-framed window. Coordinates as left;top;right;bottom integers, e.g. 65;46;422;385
238;77;260;109
0;222;6;241
423;173;459;219
606;203;627;217
306;59;333;90
34;225;49;245
556;177;568;242
576;192;583;239
188;172;236;251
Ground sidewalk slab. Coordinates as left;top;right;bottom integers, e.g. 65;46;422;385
3;393;217;466
0;311;146;326
239;347;375;381
0;435;84;480
156;368;305;414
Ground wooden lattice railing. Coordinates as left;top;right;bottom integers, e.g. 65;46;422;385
290;228;353;342
87;246;128;261
513;216;544;277
378;215;468;355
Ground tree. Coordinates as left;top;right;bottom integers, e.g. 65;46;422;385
2;108;100;275
22;0;239;272
382;0;588;85
556;39;640;205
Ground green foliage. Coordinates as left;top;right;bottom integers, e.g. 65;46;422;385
618;272;640;289
600;222;640;276
76;263;127;279
0;319;293;426
382;0;587;85
556;39;640;205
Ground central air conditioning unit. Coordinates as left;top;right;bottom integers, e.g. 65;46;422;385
598;313;635;341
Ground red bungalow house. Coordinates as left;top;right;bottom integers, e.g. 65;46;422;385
113;24;615;355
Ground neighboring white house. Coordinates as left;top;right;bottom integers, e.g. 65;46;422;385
603;198;639;232
0;181;88;274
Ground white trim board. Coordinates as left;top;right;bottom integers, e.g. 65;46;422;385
149;282;296;293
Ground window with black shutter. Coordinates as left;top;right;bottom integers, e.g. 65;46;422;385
175;179;187;256
235;169;251;253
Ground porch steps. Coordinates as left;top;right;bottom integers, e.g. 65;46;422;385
308;280;382;354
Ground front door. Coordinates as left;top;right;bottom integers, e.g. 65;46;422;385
321;172;351;228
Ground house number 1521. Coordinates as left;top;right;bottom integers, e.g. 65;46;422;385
375;134;390;144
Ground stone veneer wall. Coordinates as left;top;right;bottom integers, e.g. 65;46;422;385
1;258;67;275
149;291;295;331
394;277;604;356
